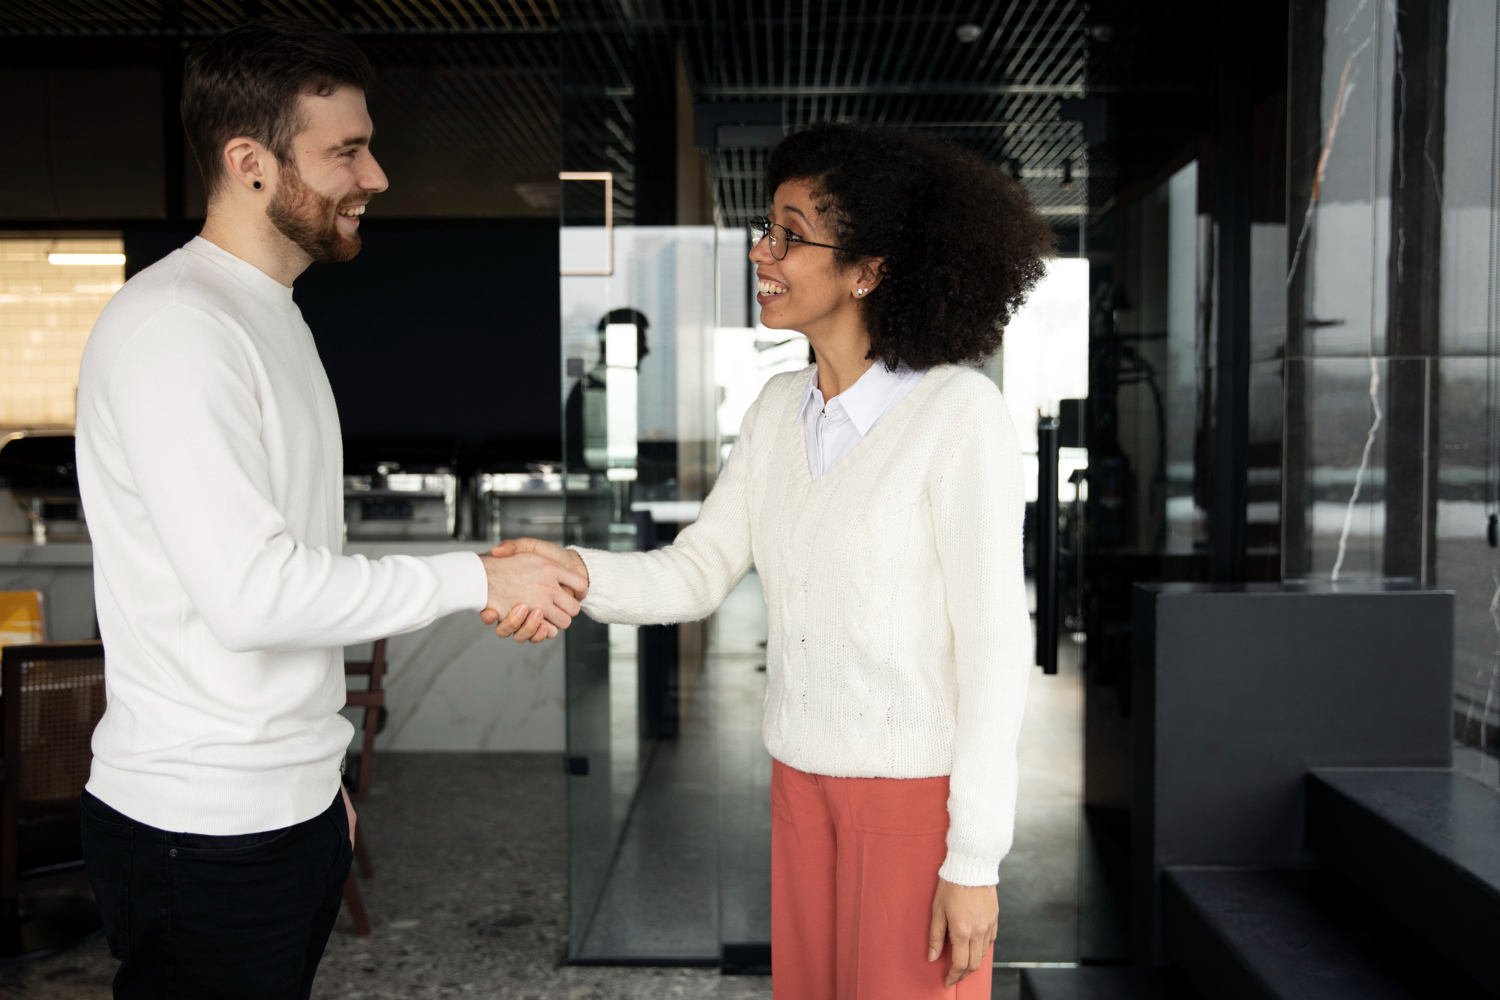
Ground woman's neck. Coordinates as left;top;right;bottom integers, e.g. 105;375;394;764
807;320;876;402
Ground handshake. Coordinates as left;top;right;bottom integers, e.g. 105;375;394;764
478;538;591;643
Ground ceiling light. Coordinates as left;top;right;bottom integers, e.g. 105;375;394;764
955;24;982;43
48;253;126;266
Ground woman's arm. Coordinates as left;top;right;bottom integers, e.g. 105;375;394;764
932;386;1034;888
559;391;767;626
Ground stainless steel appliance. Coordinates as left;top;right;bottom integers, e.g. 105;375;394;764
0;434;88;544
473;464;609;544
344;463;458;541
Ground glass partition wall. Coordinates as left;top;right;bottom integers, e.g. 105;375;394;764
1284;0;1500;770
558;220;729;964
557;9;770;964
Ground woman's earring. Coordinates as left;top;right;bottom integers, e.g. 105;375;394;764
856;288;867;296
254;181;262;189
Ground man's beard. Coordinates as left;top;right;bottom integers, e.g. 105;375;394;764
266;162;362;264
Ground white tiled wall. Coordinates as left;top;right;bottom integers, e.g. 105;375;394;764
0;236;124;428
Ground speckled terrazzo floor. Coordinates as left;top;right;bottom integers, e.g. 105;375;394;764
0;753;1018;999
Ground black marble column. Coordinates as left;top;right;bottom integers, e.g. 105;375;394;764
1382;0;1447;583
1283;0;1327;580
1213;6;1253;582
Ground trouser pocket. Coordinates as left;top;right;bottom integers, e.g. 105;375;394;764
80;791;134;960
164;795;348;1000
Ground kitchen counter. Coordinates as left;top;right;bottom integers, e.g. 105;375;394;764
0;540;98;642
0;539;564;752
0;540;95;566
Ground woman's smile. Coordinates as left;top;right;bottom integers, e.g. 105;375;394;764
756;273;790;305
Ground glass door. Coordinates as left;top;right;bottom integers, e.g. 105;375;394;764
991;259;1095;968
557;206;725;962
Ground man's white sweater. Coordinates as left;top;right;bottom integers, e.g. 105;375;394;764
76;237;487;836
576;365;1032;886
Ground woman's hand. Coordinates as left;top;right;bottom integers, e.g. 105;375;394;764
928;878;998;987
487;539;590;598
480;539;591;641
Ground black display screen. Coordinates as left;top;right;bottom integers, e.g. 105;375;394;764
361;498;414;522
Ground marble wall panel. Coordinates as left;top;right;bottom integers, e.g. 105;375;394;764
344;617;565;754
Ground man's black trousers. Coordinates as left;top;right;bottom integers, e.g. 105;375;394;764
81;788;352;1000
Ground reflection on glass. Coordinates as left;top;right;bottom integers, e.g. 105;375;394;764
603;321;640;474
1106;160;1210;553
1286;0;1500;756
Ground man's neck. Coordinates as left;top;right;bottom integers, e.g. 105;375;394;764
199;205;311;288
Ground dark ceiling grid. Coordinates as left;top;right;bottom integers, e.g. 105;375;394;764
679;0;1087;229
0;0;557;34
0;0;560;218
364;36;558;195
558;0;640;224
449;38;557;178
4;0;1095;230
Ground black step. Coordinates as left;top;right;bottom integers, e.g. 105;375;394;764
1306;767;1500;994
1161;868;1491;1000
1019;967;1198;1000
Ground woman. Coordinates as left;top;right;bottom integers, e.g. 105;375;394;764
491;123;1053;998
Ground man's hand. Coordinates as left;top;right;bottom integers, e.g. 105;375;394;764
479;539;591;643
490;603;557;643
340;784;356;849
478;551;586;643
928;878;998;987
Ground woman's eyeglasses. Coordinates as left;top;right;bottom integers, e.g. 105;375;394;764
749;216;854;260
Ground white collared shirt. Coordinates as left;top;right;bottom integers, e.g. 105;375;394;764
800;362;927;479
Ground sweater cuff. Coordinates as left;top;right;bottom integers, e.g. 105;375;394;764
938;851;1000;887
569;546;613;619
429;550;489;614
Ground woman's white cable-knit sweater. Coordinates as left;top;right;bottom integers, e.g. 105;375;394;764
574;364;1032;886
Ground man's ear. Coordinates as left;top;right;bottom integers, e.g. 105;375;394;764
221;137;272;194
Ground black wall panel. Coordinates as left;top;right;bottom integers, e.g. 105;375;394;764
0;64;165;219
295;219;561;459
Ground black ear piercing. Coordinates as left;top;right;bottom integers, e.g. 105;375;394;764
253;181;262;189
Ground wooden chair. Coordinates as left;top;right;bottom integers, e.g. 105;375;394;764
340;638;388;936
0;641;106;954
344;638;388;806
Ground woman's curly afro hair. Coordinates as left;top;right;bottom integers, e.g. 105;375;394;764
765;122;1055;371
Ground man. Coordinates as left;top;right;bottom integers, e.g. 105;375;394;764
74;20;583;999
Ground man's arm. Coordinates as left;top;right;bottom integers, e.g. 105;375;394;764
108;308;581;652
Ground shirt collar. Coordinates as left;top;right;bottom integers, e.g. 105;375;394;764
185;236;297;310
801;361;922;435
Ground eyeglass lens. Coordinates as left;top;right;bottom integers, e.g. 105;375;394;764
751;219;788;259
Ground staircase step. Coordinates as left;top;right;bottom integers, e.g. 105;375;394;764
1161;868;1490;1000
1306;768;1500;994
1019;967;1198;1000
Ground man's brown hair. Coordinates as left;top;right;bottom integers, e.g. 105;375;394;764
183;19;375;198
